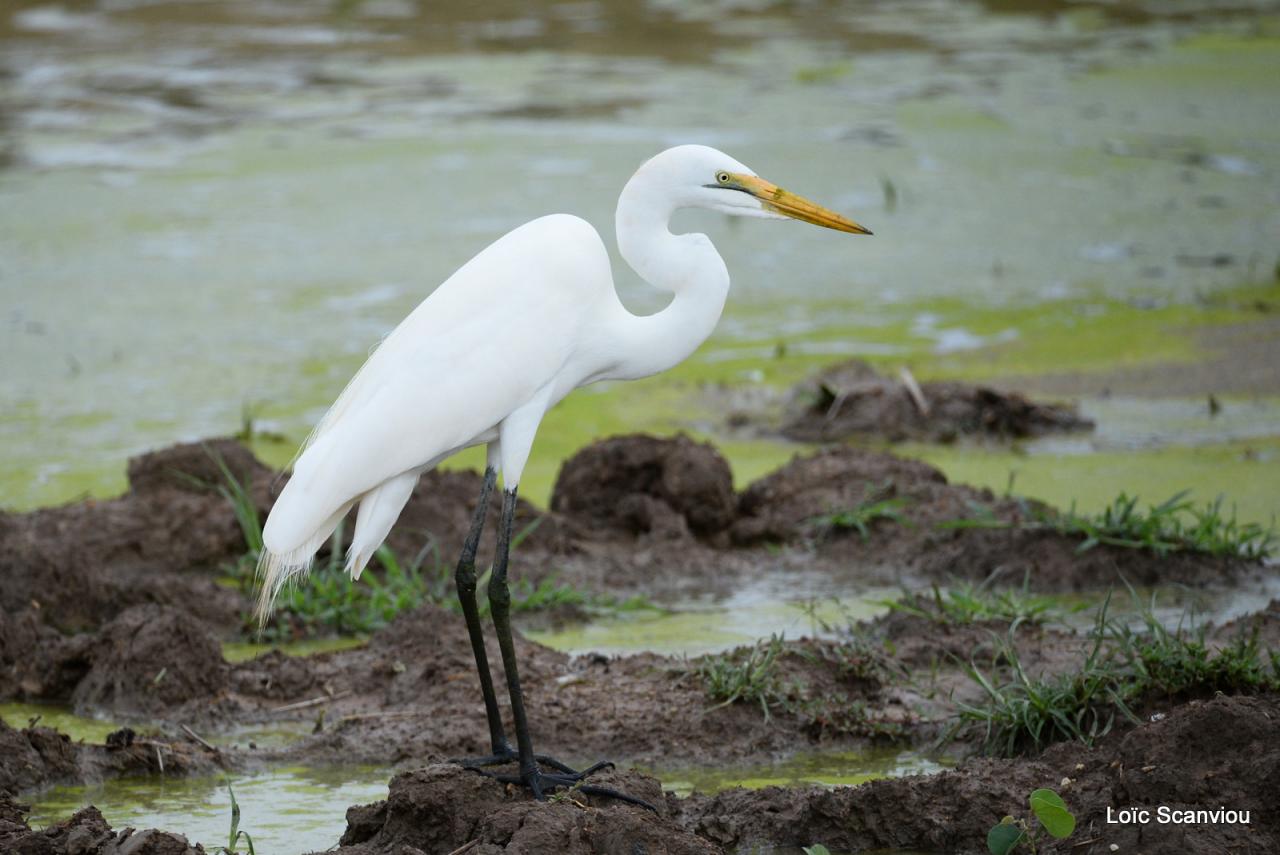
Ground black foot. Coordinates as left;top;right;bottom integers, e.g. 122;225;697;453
472;765;656;812
451;744;607;778
451;749;653;812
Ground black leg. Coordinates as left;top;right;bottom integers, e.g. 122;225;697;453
487;487;536;774
481;487;654;811
450;474;589;775
454;467;510;755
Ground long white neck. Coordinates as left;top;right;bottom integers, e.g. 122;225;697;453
605;171;730;381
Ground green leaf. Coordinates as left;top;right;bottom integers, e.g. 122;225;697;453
227;782;240;849
802;846;831;855
987;820;1024;855
1030;788;1076;839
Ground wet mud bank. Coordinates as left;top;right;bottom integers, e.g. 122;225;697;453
675;694;1280;855
0;718;222;797
316;694;1279;855
0;435;1255;656
2;791;205;855
548;435;1257;601
1;436;1264;725
1;436;1274;852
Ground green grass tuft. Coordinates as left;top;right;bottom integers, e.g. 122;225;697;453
697;634;792;721
1112;597;1280;699
1055;492;1275;559
694;633;909;739
881;579;1075;628
940;491;1275;560
954;613;1133;756
810;481;910;542
953;592;1280;756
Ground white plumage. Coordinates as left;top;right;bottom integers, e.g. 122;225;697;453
256;145;869;620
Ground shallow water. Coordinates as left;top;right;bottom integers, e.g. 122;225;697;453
2;1;1278;517
530;579;895;657
24;765;390;854
658;747;949;799
17;749;945;852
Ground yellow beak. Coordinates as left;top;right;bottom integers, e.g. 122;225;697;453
733;173;872;235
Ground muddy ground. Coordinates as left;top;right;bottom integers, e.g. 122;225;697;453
0;435;1254;638
780;359;1093;443
2;790;205;854
1;436;1274;854
313;692;1279;855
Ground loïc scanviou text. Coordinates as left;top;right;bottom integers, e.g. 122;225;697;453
1106;806;1250;825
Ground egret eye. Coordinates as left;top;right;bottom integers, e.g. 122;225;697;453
716;172;730;184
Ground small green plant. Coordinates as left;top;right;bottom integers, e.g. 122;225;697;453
197;447;264;593
213;782;256;855
880;579;1071;628
802;845;832;855
232;402;286;443
208;455;636;638
266;524;438;637
824;633;896;683
939;491;1274;560
697;634;792;720
813;495;909;542
952;598;1136;756
987;787;1075;854
1107;593;1280;699
1055;491;1273;559
954;590;1280;757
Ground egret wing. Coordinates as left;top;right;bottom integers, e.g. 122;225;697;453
262;214;608;556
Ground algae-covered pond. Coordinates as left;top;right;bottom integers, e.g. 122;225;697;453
2;0;1278;524
3;1;1279;853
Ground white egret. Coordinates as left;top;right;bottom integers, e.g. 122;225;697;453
256;144;870;805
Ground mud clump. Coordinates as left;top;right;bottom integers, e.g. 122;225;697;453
0;439;258;634
124;439;266;501
0;791;205;855
0;607;89;701
70;605;229;718
551;434;736;542
0;718;223;795
731;445;948;546
782;358;1092;442
325;764;714;855
0;720;83;794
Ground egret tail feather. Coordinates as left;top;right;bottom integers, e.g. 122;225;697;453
254;500;353;627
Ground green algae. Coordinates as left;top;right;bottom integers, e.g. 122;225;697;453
221;635;368;665
906;285;1280;382
4;282;1274;518
0;703;121;744
526;593;892;658
656;747;949;798
912;436;1280;530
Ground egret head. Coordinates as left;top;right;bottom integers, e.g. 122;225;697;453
637;144;872;235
